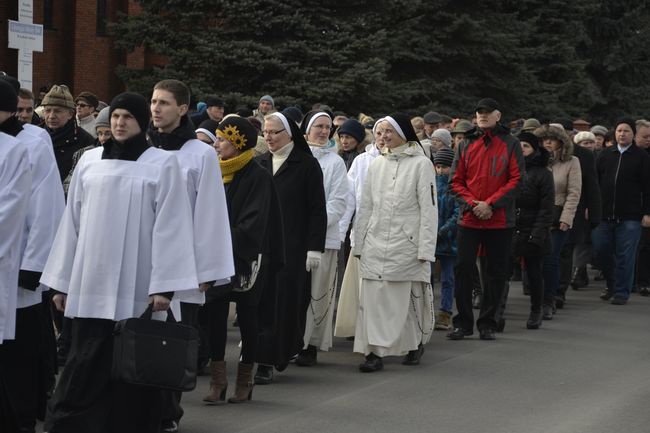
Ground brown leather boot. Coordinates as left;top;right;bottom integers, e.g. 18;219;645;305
228;362;254;403
203;360;227;404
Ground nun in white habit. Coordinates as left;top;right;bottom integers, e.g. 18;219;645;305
352;113;437;372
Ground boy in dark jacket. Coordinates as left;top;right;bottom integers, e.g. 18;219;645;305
433;147;459;330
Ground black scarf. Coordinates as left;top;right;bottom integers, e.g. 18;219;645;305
0;115;24;137
148;115;196;151
47;118;77;147
101;132;151;161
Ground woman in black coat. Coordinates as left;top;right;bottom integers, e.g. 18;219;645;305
510;132;555;329
202;117;284;404
254;113;327;384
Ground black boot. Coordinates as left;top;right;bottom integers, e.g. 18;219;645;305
526;310;543;329
402;344;424;366
295;345;317;367
359;353;383;372
254;364;274;385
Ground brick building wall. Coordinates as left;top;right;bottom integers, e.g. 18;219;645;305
1;0;147;104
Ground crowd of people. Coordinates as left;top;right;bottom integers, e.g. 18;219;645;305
0;73;649;433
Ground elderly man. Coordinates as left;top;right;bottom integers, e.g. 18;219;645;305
447;98;524;341
42;85;95;181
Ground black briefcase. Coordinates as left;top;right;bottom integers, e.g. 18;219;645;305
112;305;199;392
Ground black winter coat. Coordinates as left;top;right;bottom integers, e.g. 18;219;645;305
255;145;327;366
513;148;555;257
221;159;284;306
596;143;650;221
568;145;601;243
48;119;95;182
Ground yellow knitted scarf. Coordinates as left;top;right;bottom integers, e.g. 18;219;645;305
219;149;254;184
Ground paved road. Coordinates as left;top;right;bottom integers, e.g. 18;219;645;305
176;276;650;433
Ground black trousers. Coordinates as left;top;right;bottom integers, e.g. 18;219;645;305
453;227;513;332
0;302;42;431
160;303;199;425
557;241;574;298
636;227;650;287
45;318;162;433
206;299;258;364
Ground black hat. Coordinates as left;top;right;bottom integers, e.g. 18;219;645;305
387;112;420;143
475;98;499;112
196;119;220;143
109;92;150;133
423;111;442;125
75;91;99;109
205;96;224;108
433;147;455;167
615;116;636;135
0;78;18;112
282;106;304;124
216;116;258;152
517;132;540;151
553;117;574;132
337;119;365;144
0;74;20;93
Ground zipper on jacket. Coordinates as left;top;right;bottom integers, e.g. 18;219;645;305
612;152;623;219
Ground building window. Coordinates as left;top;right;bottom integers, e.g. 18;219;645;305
97;0;107;36
44;0;54;29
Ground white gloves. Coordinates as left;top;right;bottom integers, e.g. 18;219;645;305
306;251;322;272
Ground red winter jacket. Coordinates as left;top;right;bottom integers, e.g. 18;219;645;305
450;124;524;229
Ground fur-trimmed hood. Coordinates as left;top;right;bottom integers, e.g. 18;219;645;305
533;125;574;163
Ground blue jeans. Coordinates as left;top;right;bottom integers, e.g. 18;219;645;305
592;220;642;300
436;255;455;313
543;228;570;304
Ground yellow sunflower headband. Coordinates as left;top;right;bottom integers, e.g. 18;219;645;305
216;124;248;150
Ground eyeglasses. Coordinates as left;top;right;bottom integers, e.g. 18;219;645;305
262;129;286;136
76;103;91;108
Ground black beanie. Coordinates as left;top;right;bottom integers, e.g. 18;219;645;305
0;75;20;93
282;106;303;125
517;131;540;151
216;116;258;152
615;116;636;135
0;79;18;112
109;92;150;133
337;119;366;144
388;112;420;144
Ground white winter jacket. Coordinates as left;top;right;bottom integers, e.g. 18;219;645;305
353;142;438;282
310;146;350;250
341;143;381;247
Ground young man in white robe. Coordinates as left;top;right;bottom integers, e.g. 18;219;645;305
40;92;199;433
148;79;233;433
0;75;65;432
0;80;33;431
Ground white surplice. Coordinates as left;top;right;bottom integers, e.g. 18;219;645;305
40;147;199;321
168;139;234;307
16;129;65;308
0;132;32;343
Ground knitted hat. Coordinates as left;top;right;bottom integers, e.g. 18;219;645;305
216;116;258;152
95;106;111;129
615;116;636;135
451;119;472;135
475;98;499;112
433;147;455;167
282;106;303;124
41;85;75;109
423;111;442;125
522;118;541;132
337;119;365;144
75;91;99;109
432;128;452;147
0;79;17;112
205;96;224;107
517;132;540;151
196;119;220;143
109;92;150;133
386;112;420;143
590;125;608;137
573;131;596;145
259;95;274;107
